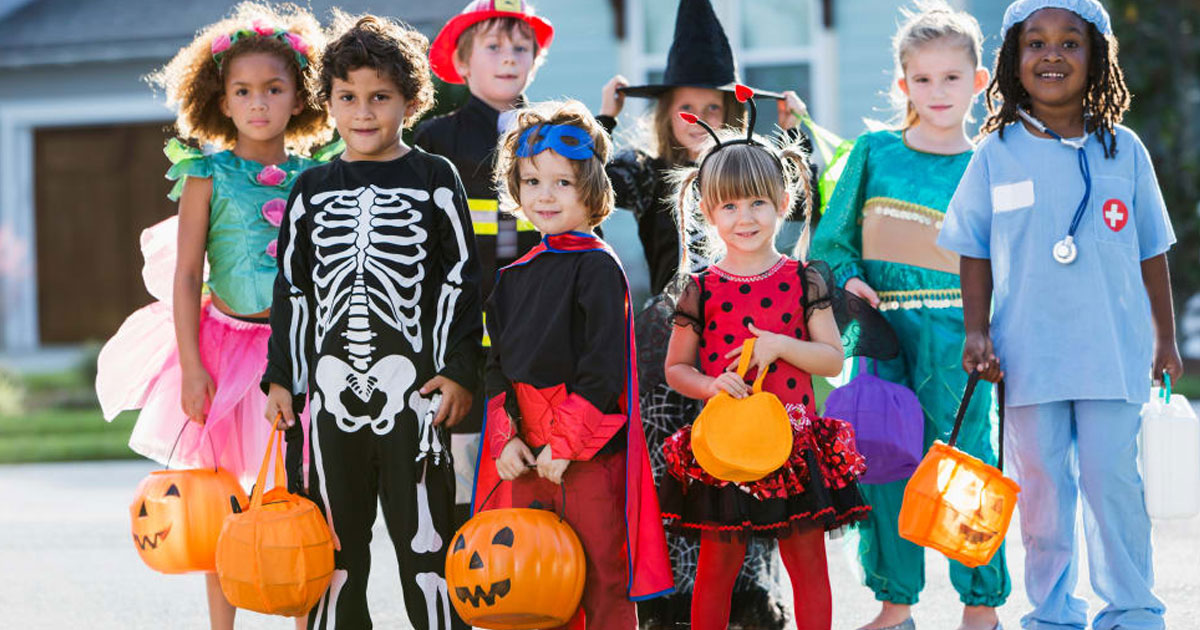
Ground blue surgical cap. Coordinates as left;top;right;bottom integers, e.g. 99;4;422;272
1001;0;1112;38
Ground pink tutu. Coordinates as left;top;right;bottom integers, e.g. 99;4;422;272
96;217;304;486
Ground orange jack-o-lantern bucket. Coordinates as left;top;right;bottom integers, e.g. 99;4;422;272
216;429;335;617
691;338;793;483
899;375;1019;568
446;484;585;630
130;466;247;573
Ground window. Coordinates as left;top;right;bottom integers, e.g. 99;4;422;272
626;0;829;132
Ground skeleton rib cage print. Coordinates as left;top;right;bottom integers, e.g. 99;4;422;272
270;153;483;439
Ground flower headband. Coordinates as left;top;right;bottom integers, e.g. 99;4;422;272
679;84;785;184
515;124;596;160
211;20;311;70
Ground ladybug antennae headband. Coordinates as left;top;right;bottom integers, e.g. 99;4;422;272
680;84;783;184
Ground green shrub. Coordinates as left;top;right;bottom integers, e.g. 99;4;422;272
0;367;25;417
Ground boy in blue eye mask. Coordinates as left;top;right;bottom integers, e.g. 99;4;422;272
472;100;674;630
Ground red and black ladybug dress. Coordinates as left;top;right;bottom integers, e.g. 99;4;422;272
660;257;870;538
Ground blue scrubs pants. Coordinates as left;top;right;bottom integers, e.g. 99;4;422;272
1006;400;1164;630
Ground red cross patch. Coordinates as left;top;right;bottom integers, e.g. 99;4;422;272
1102;198;1128;232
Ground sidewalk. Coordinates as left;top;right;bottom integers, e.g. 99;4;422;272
0;459;1195;629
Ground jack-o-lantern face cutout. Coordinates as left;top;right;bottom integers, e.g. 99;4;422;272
899;442;1019;568
130;468;247;574
445;508;586;630
132;483;180;551
453;527;515;607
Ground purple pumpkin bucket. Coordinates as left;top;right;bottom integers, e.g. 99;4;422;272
824;361;924;484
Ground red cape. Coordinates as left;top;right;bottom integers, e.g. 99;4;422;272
472;231;674;601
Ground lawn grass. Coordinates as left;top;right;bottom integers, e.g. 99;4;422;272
0;365;143;464
1170;371;1200;399
0;407;140;463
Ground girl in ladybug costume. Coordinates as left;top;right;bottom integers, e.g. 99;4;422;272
660;87;873;630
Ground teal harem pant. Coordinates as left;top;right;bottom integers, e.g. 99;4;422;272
853;263;1011;607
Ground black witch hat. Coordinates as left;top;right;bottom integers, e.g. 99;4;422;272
619;0;782;99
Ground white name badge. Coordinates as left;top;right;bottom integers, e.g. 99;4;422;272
991;180;1035;213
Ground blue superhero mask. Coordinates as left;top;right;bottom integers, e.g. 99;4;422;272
515;124;596;160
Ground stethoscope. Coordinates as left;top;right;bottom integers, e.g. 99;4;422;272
1016;108;1092;264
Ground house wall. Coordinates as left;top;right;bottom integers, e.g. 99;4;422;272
524;0;623;114
0;61;173;351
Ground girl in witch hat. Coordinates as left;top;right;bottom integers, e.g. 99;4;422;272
593;2;813;628
598;0;813;298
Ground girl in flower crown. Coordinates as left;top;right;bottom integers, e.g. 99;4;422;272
660;87;876;630
94;2;329;626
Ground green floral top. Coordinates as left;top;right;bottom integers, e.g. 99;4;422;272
164;139;319;315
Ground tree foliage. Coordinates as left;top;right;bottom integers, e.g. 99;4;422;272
1110;0;1200;299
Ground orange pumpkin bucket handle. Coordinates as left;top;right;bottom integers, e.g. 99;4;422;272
164;416;219;472
734;338;770;394
478;476;570;523
249;426;289;511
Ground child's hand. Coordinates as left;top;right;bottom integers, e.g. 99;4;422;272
600;75;629;118
777;90;808;130
496;437;535;481
180;364;215;424
420;375;472;427
265;383;296;429
963;332;1004;382
844;277;881;308
535;445;571;485
1152;338;1184;385
724;323;787;374
708;371;751;399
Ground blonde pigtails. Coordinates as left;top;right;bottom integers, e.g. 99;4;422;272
781;146;814;261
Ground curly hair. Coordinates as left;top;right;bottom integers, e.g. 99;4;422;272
494;100;615;227
147;2;330;153
320;12;435;127
981;17;1130;158
672;129;814;269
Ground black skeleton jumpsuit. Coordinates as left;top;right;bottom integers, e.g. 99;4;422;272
264;147;483;630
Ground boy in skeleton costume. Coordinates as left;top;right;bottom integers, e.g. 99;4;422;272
263;15;481;630
474;101;673;630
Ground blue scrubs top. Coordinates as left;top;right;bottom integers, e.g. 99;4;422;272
938;122;1175;406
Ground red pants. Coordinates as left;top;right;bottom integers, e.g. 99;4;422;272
692;529;832;630
512;451;635;630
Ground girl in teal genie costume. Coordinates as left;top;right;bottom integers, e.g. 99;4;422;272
810;4;1009;630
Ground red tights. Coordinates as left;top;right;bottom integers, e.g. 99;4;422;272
691;529;831;630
